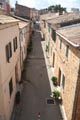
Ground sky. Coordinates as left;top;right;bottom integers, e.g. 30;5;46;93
10;0;80;11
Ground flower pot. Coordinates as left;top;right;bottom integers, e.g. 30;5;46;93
51;76;58;86
53;81;58;86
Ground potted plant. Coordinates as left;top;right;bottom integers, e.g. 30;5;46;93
53;90;62;104
51;76;58;86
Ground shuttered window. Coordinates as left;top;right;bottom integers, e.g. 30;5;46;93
15;37;18;49
66;45;69;58
5;42;12;62
51;29;56;42
9;78;13;97
6;44;9;62
13;38;15;52
9;42;12;58
48;23;50;32
13;37;18;52
60;39;62;49
62;74;65;89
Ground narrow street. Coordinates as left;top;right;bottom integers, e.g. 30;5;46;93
13;23;63;120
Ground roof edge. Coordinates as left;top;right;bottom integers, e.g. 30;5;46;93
56;31;80;48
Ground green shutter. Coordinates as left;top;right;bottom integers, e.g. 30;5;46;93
66;45;69;57
62;74;65;89
52;29;56;42
48;24;50;32
60;39;62;49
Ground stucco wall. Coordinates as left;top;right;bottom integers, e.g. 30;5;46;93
20;22;31;70
0;23;21;120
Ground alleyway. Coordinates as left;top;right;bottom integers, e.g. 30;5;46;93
13;23;63;120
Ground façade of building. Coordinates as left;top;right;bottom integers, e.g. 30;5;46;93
0;8;32;120
0;0;10;14
15;3;39;21
40;11;80;120
0;15;21;120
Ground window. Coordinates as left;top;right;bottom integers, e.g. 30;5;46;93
6;44;9;62
51;29;56;42
48;23;50;32
66;45;69;58
53;52;55;67
9;78;13;97
44;21;46;28
58;68;61;86
5;42;12;62
62;74;65;89
60;39;62;49
13;37;18;52
15;37;18;49
9;42;12;58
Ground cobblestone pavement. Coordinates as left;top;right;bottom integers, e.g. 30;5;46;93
11;23;63;120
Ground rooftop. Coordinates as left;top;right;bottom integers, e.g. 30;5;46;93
19;21;29;29
10;15;30;29
47;12;80;26
57;24;80;47
11;15;30;22
0;15;19;24
40;13;59;21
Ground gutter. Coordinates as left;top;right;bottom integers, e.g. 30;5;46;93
56;31;80;48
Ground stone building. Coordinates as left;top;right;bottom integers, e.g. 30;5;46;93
40;12;80;120
40;12;80;40
40;12;59;40
55;24;80;120
15;3;31;20
0;15;21;120
31;8;39;21
15;3;39;20
0;0;10;14
15;16;32;71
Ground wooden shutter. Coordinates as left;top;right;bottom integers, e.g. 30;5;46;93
6;44;9;62
9;42;12;58
15;37;18;49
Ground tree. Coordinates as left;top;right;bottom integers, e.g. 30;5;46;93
48;4;66;14
48;5;54;11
